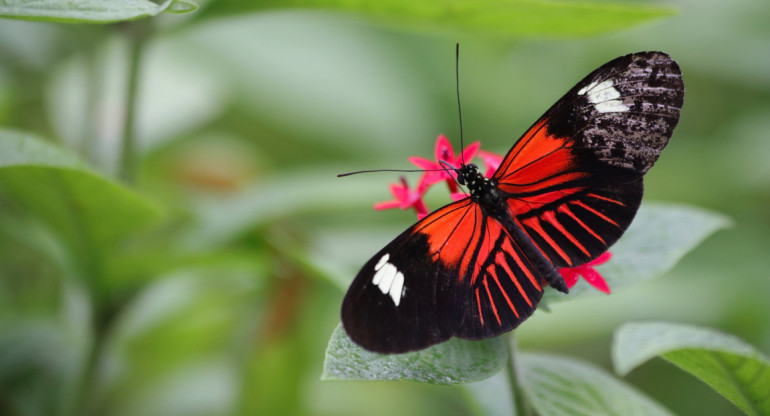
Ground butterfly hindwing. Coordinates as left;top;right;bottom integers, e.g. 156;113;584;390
454;213;544;340
493;51;684;268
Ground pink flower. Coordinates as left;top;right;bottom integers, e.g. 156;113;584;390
478;150;503;178
373;176;429;219
409;134;480;193
559;252;612;294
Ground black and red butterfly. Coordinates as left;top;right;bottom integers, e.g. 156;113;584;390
342;51;684;354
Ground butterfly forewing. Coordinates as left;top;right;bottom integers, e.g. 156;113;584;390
493;51;683;267
341;200;471;353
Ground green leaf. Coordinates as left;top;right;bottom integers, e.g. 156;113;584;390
168;0;198;14
200;0;673;38
0;129;161;281
0;0;194;23
613;322;770;416
519;353;675;416
321;324;507;384
545;203;730;302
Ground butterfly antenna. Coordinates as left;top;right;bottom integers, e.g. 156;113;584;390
337;168;451;178
439;160;460;174
455;43;466;167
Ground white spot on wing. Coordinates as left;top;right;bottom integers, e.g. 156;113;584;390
389;272;404;306
371;254;405;306
577;79;629;113
374;253;389;271
377;263;397;294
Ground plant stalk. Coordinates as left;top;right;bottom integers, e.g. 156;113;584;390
506;333;533;416
118;21;151;183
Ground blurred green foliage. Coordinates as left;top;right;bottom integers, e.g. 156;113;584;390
0;0;769;415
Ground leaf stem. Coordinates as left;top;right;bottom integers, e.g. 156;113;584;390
506;334;532;416
119;20;151;183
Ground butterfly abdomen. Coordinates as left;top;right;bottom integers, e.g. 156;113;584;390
457;163;570;294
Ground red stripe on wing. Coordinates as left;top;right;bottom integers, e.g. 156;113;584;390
541;210;591;257
488;265;520;318
558;204;606;244
571;200;620;227
482;277;502;326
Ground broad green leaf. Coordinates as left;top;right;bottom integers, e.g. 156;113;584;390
322;324;506;384
519;353;675;416
200;0;673;38
613;322;770;416
544;203;729;301
0;0;195;23
0;130;161;279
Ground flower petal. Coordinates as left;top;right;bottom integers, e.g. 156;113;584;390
416;172;445;192
373;201;400;210
580;267;611;294
434;134;455;161
409;156;440;171
459;141;481;165
479;150;503;177
559;268;580;288
590;251;612;265
414;199;429;219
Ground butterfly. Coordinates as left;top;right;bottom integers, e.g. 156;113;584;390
342;51;684;354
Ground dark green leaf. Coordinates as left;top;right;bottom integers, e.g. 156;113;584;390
0;0;193;23
519;353;674;416
544;203;729;302
322;324;507;384
613;322;770;416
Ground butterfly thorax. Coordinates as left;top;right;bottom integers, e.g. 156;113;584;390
457;164;507;217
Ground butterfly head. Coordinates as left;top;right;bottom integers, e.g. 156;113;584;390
455;163;478;186
457;163;490;191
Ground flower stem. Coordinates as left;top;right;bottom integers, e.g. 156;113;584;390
506;333;532;416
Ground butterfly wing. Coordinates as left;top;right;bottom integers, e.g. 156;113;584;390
341;199;471;353
342;198;543;353
452;211;544;340
342;51;685;353
493;51;684;268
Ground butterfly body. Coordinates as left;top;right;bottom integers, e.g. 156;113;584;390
342;51;684;354
457;163;503;213
458;163;569;293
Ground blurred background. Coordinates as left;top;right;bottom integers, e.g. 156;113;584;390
0;0;768;415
